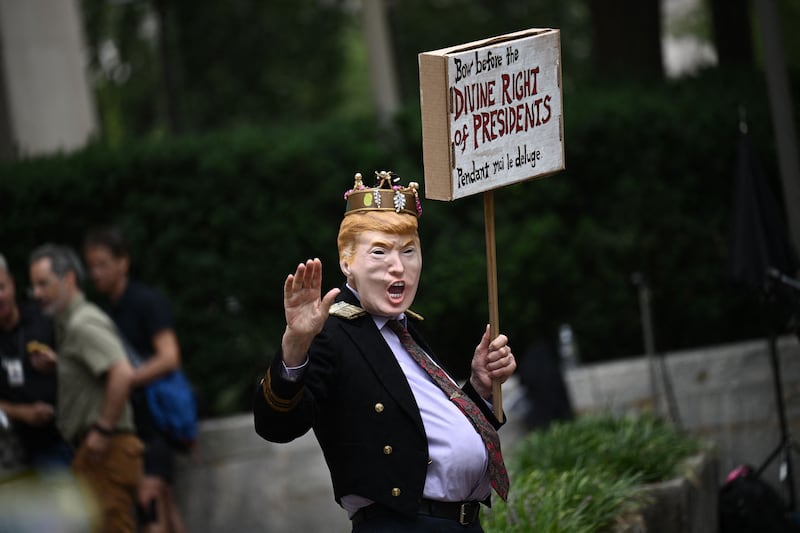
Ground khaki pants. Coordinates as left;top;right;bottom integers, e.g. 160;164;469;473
72;433;144;533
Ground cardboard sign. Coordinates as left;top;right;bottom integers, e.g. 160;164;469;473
419;28;564;201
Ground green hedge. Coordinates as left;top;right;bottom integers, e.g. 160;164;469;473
1;120;410;415
0;70;792;415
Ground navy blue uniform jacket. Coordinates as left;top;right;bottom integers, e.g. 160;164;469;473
253;286;503;517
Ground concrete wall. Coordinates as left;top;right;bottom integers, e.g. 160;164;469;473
0;0;97;159
173;415;352;533
566;335;800;493
617;453;719;533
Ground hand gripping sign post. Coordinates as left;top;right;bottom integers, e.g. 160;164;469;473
419;28;564;419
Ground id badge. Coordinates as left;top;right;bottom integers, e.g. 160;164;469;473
2;358;25;387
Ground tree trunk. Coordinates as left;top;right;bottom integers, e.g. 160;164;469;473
154;0;182;134
587;0;663;81
754;0;800;264
709;0;755;68
362;0;400;127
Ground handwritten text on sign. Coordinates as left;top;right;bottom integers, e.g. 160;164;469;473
448;32;562;199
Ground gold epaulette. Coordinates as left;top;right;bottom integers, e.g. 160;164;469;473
329;302;368;319
405;309;424;321
329;301;424;321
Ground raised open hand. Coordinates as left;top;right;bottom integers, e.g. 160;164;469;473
282;258;340;366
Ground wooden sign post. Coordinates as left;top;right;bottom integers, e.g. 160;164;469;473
419;28;565;419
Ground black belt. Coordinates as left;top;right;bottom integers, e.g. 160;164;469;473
352;499;481;527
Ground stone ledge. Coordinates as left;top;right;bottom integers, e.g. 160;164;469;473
617;451;719;533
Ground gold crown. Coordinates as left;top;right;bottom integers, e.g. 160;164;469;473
343;171;422;218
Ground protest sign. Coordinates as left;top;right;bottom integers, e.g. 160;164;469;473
419;29;564;416
419;28;563;201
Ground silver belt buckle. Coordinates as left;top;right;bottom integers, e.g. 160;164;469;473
459;503;473;526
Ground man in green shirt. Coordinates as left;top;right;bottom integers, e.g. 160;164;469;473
29;244;143;533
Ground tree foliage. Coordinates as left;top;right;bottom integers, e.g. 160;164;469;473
78;0;800;139
167;0;349;130
81;0;350;138
389;0;593;105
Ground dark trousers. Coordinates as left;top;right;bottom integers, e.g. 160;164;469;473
352;512;484;533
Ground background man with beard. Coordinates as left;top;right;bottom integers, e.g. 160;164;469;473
29;244;142;533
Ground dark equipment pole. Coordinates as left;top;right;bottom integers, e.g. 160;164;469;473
756;272;800;511
756;283;796;511
728;120;800;511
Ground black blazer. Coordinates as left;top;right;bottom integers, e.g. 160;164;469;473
253;286;503;516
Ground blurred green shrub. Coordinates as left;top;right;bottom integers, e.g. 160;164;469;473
483;468;645;533
0;119;410;415
512;414;703;483
484;413;703;532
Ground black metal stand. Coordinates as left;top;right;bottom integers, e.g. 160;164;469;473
756;270;800;512
756;328;799;510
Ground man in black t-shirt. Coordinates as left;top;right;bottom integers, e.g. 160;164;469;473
84;228;187;533
0;253;71;469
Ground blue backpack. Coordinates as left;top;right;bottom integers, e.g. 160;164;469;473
119;335;198;452
146;369;198;452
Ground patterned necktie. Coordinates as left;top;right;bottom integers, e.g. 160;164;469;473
387;319;509;500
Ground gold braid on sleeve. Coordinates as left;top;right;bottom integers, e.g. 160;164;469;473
261;368;303;412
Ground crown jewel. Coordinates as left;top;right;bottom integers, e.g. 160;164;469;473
343;171;422;218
